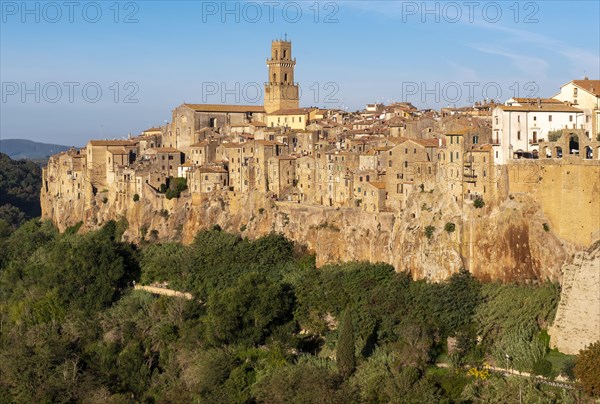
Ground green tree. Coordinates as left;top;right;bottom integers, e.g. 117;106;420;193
337;309;356;379
204;273;294;346
575;340;600;397
0;153;42;227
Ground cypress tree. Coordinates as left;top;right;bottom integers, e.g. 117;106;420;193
337;309;356;379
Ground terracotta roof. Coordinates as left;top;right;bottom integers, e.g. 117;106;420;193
255;140;285;146
414;138;441;147
497;104;582;112
269;107;317;115
183;103;265;113
572;80;600;97
107;146;128;154
143;127;162;132
197;166;227;173
368;182;387;190
221;142;243;149
148;147;181;153
251;121;267;127
510;97;562;104
89;140;135;146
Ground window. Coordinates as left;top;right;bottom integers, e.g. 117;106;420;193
517;115;520;123
405;148;408;153
569;115;573;122
533;116;537;121
413;148;416;153
388;161;392;167
549;115;552;122
573;88;578;97
517;131;521;140
404;161;408;168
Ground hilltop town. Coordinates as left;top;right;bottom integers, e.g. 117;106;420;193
43;39;599;244
39;40;600;353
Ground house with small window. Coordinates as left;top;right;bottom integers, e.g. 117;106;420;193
266;108;318;130
491;99;587;164
553;79;600;138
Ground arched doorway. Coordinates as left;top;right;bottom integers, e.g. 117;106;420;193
555;146;563;158
568;134;579;155
544;146;551;158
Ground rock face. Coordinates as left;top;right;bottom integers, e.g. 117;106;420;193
42;180;573;283
550;241;600;355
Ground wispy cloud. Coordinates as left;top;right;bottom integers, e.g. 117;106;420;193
469;45;550;78
470;22;599;77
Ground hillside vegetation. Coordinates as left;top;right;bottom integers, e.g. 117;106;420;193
0;220;592;402
0;153;42;227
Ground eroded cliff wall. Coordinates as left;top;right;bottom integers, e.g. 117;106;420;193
549;241;600;355
42;174;580;282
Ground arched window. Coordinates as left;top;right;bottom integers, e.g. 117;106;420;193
555;146;563;158
272;73;276;82
284;73;288;82
275;50;278;59
568;134;579;155
283;49;287;58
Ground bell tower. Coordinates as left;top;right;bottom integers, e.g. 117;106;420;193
264;38;299;114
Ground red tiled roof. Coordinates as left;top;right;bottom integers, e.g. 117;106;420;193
183;103;265;113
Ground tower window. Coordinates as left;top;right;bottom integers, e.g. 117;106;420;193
284;73;288;82
283;49;287;58
272;73;276;82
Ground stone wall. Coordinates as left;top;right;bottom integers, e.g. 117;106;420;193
508;160;600;246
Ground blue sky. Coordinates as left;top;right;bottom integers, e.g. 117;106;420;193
1;0;599;146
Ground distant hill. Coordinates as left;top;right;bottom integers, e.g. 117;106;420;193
0;139;70;161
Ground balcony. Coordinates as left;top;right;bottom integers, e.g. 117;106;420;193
464;171;477;182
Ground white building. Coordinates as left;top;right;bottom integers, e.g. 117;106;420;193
491;98;587;164
553;79;600;138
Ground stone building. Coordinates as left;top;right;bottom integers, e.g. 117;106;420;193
264;39;299;114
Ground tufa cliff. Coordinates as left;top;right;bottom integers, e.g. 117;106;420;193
42;176;574;283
